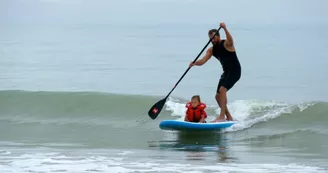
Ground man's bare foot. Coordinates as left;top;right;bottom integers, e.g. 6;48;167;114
212;119;225;122
211;115;226;122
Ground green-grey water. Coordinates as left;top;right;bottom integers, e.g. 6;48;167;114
1;0;328;172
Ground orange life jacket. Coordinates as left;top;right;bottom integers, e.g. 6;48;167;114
185;102;207;122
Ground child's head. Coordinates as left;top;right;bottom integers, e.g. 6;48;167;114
191;95;201;108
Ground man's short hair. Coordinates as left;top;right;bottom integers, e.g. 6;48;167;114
208;29;220;36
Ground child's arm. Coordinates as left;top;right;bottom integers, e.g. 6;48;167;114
184;115;189;122
199;114;205;123
199;110;207;123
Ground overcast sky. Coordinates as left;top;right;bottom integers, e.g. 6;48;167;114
1;0;327;27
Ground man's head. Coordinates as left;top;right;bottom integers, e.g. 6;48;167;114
208;29;220;44
191;95;201;108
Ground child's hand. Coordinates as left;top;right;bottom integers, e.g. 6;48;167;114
184;115;189;122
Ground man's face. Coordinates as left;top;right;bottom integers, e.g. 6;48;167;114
209;33;220;44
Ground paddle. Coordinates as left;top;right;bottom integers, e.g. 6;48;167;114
148;26;222;120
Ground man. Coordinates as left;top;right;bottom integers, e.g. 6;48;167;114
189;22;241;122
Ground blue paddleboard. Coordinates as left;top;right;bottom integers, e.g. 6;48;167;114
159;120;235;131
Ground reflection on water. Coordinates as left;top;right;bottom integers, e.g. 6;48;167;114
148;131;236;163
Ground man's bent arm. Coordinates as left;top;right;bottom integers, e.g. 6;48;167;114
194;47;213;66
223;27;234;46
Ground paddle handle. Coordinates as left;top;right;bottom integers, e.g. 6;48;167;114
164;27;222;99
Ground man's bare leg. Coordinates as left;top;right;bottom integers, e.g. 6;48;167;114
215;95;233;121
225;105;233;121
214;87;232;121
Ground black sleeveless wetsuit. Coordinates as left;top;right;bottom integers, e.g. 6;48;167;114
212;40;241;93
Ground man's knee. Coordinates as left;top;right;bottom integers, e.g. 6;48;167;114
219;86;227;93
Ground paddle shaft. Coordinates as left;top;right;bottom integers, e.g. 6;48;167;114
164;27;222;100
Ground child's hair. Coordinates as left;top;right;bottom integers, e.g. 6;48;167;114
191;95;201;102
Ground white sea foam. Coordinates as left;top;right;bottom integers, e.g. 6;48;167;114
0;151;326;173
165;98;310;132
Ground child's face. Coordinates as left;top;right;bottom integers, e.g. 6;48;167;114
191;99;200;108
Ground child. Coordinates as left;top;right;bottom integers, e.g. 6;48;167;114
184;95;207;123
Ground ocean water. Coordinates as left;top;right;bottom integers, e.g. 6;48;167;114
1;0;328;172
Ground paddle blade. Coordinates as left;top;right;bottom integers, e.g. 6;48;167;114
148;98;167;120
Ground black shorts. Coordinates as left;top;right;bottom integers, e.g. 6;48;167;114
217;71;241;93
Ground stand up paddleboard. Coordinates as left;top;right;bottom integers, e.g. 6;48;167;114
159;120;235;132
